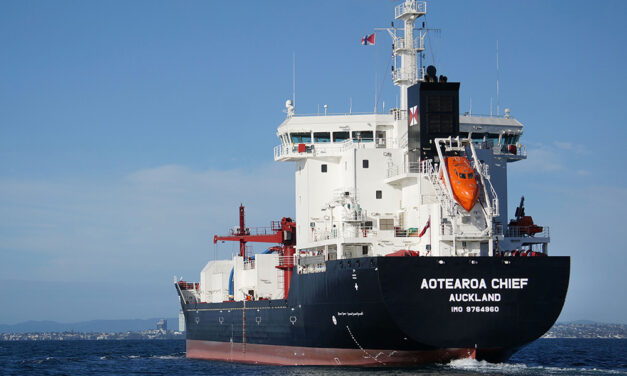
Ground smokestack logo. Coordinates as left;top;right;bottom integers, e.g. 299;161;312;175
409;105;418;126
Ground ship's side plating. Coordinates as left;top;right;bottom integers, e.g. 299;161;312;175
174;0;569;366
180;256;569;365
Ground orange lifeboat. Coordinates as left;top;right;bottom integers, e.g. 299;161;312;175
440;156;479;211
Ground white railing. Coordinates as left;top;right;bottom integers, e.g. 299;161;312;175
278;255;296;268
273;142;345;160
386;160;421;178
466;139;499;220
289;111;383;117
474;162;499;217
421;159;436;175
332;187;360;201
342;210;368;222
311;227;378;242
422;159;456;217
387;165;400;178
275;138;401;160
393;69;418;83
493;144;527;158
395;1;427;19
473;141;527;159
428;171;455;216
394;36;424;51
391;108;407;121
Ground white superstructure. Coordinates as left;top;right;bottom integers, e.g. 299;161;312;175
272;0;547;266
179;0;549;304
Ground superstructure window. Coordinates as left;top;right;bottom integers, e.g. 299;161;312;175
362;160;369;168
353;131;373;142
333;131;349;142
321;164;327;173
376;190;382;199
314;132;330;143
503;134;520;144
290;132;311;143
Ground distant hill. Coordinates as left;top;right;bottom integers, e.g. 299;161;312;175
0;318;178;333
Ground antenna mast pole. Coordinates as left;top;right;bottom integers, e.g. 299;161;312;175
391;1;427;115
292;52;296;107
496;40;500;116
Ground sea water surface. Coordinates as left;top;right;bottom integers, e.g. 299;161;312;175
0;338;625;375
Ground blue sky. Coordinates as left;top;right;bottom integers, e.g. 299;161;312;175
1;0;626;324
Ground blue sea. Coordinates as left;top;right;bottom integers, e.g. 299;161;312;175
0;339;625;375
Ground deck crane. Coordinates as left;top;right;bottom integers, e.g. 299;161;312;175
213;204;297;298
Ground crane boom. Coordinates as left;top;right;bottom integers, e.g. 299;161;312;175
213;205;297;298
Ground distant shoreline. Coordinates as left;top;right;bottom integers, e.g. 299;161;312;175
0;330;184;341
1;321;624;341
542;322;625;339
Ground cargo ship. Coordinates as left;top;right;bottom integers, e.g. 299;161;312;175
174;0;570;366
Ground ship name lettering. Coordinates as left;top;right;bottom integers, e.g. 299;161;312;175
490;278;528;289
420;278;486;290
448;293;501;302
420;278;529;290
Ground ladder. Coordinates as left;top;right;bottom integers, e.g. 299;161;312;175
422;160;456;217
277;269;285;299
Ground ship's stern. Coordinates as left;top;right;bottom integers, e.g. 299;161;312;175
376;256;570;362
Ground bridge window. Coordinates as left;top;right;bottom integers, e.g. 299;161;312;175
362;160;369;168
503;134;520;144
376;190;382;199
290;132;311;143
321;164;327;173
333;131;349;142
353;131;373;142
314;132;330;143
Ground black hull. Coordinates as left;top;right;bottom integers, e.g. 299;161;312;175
178;256;569;365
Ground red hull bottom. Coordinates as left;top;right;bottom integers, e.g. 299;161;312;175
186;339;477;366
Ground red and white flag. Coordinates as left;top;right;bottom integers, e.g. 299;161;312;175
409;105;418;126
361;33;375;45
418;216;430;237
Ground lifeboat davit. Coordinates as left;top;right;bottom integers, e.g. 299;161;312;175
440;156;479;211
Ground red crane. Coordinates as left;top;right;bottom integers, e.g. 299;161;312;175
213;204;297;298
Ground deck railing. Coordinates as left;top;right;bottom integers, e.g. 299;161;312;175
278;255;295;268
395;1;427;19
386;160;425;178
275;138;402;160
506;226;550;238
311;227;379;242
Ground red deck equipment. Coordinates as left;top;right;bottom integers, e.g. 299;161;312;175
213;205;297;298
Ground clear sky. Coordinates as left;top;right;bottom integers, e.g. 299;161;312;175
1;0;626;324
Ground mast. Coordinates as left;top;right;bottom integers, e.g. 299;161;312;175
392;1;427;115
238;204;246;257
